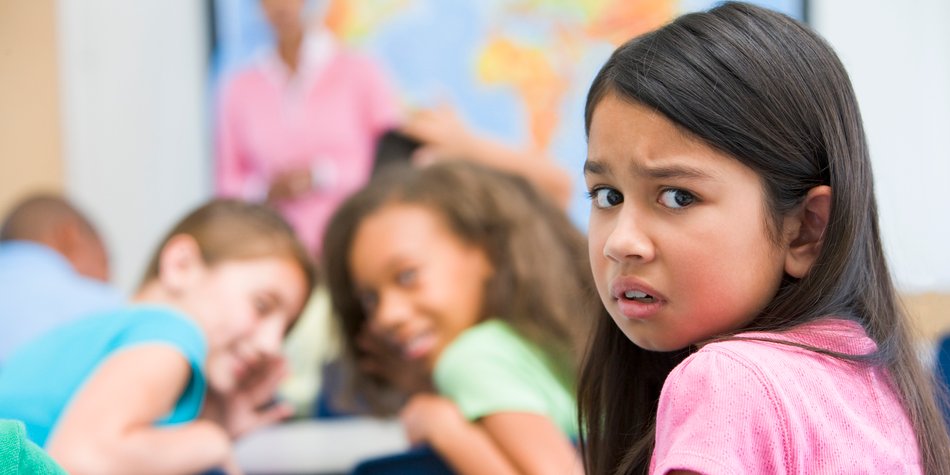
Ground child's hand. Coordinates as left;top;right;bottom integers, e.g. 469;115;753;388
267;168;312;202
204;356;295;439
357;328;434;394
400;104;477;165
399;393;467;446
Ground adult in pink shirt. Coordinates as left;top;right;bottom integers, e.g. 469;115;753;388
215;0;398;256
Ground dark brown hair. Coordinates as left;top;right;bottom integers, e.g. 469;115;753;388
578;3;950;474
141;198;316;293
1;194;102;243
323;161;597;414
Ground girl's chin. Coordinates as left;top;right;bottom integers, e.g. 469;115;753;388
624;333;688;353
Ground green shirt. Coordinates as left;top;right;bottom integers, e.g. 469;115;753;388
434;319;578;438
0;420;66;475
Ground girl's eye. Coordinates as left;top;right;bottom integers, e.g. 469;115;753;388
253;297;274;316
659;188;697;209
588;187;623;209
396;269;417;286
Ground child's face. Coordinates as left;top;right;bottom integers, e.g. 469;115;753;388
188;257;308;393
585;95;788;351
348;203;494;370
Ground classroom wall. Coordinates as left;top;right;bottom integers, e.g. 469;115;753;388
0;0;64;216
812;0;950;294
56;0;210;292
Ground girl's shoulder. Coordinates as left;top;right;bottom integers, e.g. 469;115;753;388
437;319;531;369
433;318;579;437
434;318;559;386
700;317;875;360
112;305;207;357
33;305;210;368
655;319;919;473
455;318;519;342
671;318;876;390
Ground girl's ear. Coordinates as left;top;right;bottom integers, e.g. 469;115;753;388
784;185;831;278
157;234;205;294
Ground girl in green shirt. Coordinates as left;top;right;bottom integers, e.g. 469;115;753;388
324;161;598;474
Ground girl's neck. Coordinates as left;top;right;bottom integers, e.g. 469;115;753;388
132;281;178;309
276;30;304;74
133;282;211;334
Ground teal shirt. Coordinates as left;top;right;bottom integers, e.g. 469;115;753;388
434;319;578;438
0;306;207;446
0;420;66;475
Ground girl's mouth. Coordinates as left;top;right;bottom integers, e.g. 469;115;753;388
623;290;656;303
402;332;437;360
611;280;665;321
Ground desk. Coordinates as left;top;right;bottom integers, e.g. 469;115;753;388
235;418;409;474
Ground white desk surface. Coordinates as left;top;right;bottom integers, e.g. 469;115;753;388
235;418;409;475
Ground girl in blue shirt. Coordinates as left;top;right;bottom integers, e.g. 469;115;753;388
0;199;315;474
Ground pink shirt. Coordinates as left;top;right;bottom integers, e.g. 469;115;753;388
651;319;921;474
215;31;398;255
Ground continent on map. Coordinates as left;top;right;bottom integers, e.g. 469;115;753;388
476;38;569;150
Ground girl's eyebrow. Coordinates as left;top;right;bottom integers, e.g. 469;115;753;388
584;158;716;181
643;164;716;181
583;159;608;175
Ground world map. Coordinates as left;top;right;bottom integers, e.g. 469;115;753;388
325;0;676;224
216;0;803;226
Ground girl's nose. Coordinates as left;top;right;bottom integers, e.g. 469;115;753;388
368;290;411;335
603;209;656;263
252;317;285;358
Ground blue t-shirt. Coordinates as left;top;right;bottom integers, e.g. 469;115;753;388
0;305;208;446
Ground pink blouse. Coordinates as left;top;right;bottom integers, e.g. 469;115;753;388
651;319;921;474
215;31;399;255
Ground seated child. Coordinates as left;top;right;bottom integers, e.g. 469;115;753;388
0;193;123;363
322;161;596;474
0;199;315;474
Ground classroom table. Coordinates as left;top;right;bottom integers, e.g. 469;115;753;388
234;417;409;475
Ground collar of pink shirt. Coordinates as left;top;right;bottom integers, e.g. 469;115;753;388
256;28;338;95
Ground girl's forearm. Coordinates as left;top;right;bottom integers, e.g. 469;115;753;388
459;137;572;209
429;420;521;475
50;419;232;475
